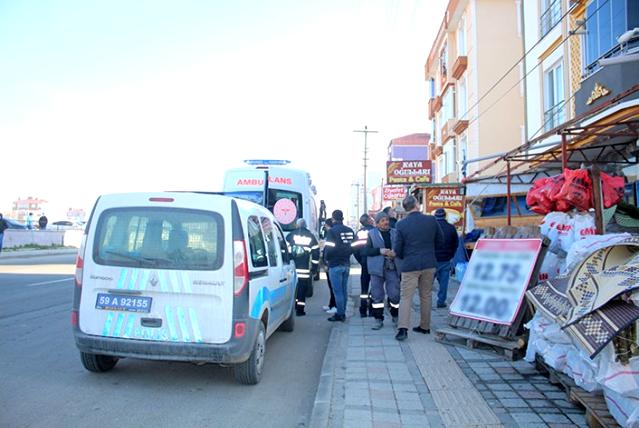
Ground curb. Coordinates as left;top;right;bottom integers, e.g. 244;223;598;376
0;248;78;260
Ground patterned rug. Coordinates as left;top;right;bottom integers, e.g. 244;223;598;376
526;276;572;323
563;299;639;358
564;241;639;326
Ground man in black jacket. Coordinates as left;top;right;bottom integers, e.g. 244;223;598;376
351;214;374;317
393;196;444;341
434;208;459;309
324;210;354;322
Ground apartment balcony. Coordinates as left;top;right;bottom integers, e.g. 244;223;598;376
451;55;468;80
432;144;443;158
428;96;442;119
441;119;456;143
453;118;469;134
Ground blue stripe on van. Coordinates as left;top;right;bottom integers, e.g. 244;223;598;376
123;314;136;338
181;271;192;294
169;271;180;293
102;312;114;336
113;313;125;337
158;271;168;292
250;284;289;319
164;305;179;341
176;307;191;342
188;308;203;343
128;269;139;290
117;269;128;289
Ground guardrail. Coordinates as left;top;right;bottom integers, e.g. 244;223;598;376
2;229;83;248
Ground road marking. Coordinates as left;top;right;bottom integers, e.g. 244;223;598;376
27;277;74;287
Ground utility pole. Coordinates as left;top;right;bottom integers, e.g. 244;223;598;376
353;125;378;215
351;182;361;223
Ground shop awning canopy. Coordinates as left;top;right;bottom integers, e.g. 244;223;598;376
465;84;639;185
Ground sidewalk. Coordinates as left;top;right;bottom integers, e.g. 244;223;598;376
0;248;78;260
309;270;588;428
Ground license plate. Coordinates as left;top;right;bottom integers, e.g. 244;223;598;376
95;293;152;313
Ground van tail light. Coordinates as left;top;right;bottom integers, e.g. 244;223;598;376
233;240;249;296
234;322;246;338
75;255;84;288
71;310;79;327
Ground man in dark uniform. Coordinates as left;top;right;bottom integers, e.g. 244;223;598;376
324;210;354;322
434;208;459;308
286;219;320;316
351;214;374;317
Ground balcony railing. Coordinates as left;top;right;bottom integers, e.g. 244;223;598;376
540;0;562;38
451;56;468;80
544;102;566;132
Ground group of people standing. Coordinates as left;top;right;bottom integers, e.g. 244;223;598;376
322;196;459;341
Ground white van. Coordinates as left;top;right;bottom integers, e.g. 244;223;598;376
222;160;319;239
72;192;297;384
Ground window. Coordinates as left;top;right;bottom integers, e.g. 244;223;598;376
266;189;303;231
94;207;224;271
247;216;268;268
440;43;448;77
544;61;565;131
444;140;456;177
540;0;562;37
457;17;466;56
457;78;467;119
585;0;628;73
260;217;279;267
442;87;456;122
273;223;290;263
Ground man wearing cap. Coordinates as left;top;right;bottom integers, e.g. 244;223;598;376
351;214;374;317
393;195;444;340
362;211;400;330
324;209;355;322
434;208;459;309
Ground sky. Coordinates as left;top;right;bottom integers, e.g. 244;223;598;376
0;0;447;221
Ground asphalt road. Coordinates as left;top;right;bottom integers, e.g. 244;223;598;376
0;254;333;428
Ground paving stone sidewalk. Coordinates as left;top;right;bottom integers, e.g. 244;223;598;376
309;270;588;428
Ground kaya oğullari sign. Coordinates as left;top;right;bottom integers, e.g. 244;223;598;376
424;186;464;230
386;161;432;184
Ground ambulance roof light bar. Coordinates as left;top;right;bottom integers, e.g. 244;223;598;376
244;159;291;166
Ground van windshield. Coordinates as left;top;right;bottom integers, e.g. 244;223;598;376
226;190;303;231
93;207;224;270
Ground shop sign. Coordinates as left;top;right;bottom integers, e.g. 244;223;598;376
449;239;542;325
382;185;407;201
423;186;464;230
586;83;611;105
386;160;432;184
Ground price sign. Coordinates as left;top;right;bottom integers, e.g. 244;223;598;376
449;239;542;325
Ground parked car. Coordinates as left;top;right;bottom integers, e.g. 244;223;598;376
72;192;298;384
49;220;79;230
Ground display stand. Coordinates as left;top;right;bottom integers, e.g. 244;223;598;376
435;238;549;360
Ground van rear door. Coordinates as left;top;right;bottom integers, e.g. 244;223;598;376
79;196;234;344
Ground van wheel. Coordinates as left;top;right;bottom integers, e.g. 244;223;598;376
80;352;119;372
279;297;295;332
234;322;266;385
305;277;314;298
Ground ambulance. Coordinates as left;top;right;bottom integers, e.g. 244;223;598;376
223;160;320;239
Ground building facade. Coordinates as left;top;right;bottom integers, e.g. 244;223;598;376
425;0;526;183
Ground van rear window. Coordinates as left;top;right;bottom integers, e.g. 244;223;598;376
93;207;224;271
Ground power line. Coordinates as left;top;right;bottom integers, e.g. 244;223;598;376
465;0;610;132
458;1;579;120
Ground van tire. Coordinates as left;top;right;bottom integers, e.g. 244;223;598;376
305;277;314;298
280;297;295;332
80;352;119;372
234;322;266;385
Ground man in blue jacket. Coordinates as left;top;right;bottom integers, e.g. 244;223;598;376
324;210;355;322
434;208;459;309
393;196;444;341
